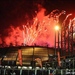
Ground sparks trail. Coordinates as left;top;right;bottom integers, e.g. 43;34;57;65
0;9;75;48
22;9;66;46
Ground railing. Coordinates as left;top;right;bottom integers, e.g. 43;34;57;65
0;69;75;75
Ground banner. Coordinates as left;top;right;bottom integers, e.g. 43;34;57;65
35;58;42;68
57;52;61;67
18;49;22;66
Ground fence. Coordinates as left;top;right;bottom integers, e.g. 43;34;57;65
0;69;75;75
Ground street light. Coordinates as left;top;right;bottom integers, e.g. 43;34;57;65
55;26;60;56
55;26;59;30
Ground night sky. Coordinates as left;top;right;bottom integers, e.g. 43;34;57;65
0;0;75;32
0;0;75;47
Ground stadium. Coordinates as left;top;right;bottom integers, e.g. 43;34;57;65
0;1;75;75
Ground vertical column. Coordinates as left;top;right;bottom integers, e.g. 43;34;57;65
32;47;34;69
55;30;56;55
68;26;70;56
4;69;6;75
20;69;22;75
72;25;74;56
54;69;56;75
35;70;37;75
64;26;66;56
64;26;66;68
48;69;50;75
45;63;46;69
73;58;74;69
61;60;63;67
28;70;29;75
61;69;63;75
61;27;62;56
72;69;74;75
47;45;49;61
42;70;43;75
58;30;59;52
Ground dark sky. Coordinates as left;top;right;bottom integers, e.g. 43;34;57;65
0;0;75;35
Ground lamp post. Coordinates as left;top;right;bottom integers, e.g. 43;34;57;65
58;28;59;52
55;26;59;55
55;29;56;56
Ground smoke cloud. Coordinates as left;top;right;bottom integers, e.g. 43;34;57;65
0;4;74;48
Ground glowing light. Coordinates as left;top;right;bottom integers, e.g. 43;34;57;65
22;66;27;69
4;56;6;58
43;67;45;69
18;66;21;69
8;66;11;69
29;66;32;69
36;67;40;69
55;26;59;30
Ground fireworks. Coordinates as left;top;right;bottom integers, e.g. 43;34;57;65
22;9;65;46
0;8;75;48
